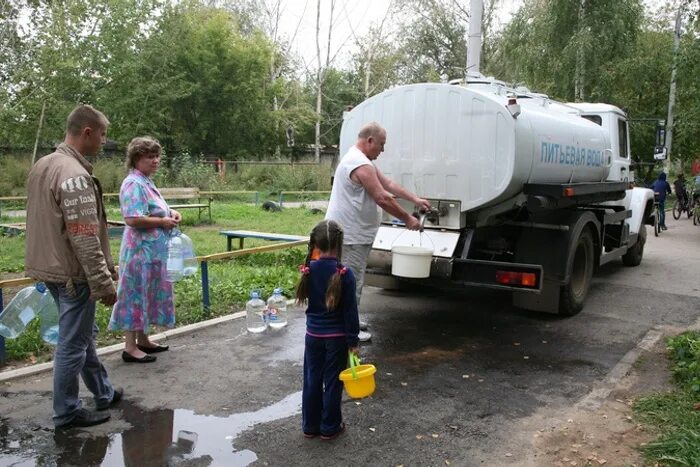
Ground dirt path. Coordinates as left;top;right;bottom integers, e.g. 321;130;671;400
525;330;676;466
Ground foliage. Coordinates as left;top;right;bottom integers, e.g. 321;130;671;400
666;331;700;392
634;331;700;466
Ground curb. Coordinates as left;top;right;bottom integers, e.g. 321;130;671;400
0;310;247;384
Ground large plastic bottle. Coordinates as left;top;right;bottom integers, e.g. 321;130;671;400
180;232;198;277
38;292;60;345
0;283;55;339
166;233;184;282
266;288;288;329
245;291;267;333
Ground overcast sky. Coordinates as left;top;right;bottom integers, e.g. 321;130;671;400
276;0;524;71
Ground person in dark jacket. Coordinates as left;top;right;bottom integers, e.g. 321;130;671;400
673;174;688;209
295;220;360;441
651;171;672;230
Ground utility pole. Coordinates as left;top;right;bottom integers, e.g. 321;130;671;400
466;0;483;77
664;2;684;172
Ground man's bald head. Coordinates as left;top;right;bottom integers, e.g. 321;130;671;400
356;122;386;160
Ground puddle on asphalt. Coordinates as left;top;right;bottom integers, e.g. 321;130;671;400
0;391;301;466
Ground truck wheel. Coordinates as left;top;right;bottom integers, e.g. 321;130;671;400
621;225;646;267
559;228;594;317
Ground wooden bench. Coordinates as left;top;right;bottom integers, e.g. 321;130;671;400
219;230;308;251
160;187;213;222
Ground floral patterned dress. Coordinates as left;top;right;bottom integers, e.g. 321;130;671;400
109;170;175;332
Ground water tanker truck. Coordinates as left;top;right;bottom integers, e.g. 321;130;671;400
341;79;655;316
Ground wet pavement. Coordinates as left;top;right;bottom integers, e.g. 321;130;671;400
0;218;699;466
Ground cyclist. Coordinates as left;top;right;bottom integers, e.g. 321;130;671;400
673;173;688;210
651;171;672;231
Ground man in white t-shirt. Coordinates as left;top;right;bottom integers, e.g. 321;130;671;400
325;122;431;341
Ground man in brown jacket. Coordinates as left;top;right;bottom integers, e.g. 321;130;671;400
25;105;122;429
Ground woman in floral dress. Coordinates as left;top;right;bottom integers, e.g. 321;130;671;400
109;137;181;363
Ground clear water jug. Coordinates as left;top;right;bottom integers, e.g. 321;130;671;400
166;233;184;282
38;291;60;345
246;291;267;333
266;288;288;329
0;283;55;339
180;232;198;277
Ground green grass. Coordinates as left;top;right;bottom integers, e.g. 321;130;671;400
634;331;700;466
1;202;324;363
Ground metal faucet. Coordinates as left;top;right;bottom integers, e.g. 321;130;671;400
416;207;441;231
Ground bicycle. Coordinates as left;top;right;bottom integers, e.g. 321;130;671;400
672;189;693;220
653;194;661;237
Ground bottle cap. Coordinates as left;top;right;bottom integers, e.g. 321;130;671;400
35;282;47;294
273;288;282;294
251;291;259;299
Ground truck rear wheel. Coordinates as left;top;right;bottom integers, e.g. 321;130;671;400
621;225;646;267
559;228;594;317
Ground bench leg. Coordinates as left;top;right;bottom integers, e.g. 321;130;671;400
227;237;233;251
239;238;244;250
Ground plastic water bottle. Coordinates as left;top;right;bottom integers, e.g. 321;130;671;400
246;291;267;333
180;232;198;277
0;283;55;339
166;233;184;282
266;288;288;329
38;293;60;345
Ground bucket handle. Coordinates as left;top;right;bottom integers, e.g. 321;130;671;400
348;352;361;380
391;228;435;251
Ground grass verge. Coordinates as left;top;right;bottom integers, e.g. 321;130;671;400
1;202;323;364
634;331;700;466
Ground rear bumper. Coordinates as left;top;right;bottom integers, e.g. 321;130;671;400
366;250;543;293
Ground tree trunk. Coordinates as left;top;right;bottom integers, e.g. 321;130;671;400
314;0;322;164
31;101;46;165
574;0;586;101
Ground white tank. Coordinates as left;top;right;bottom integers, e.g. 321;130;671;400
339;83;612;212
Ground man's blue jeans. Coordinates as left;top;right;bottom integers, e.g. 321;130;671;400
47;282;116;427
302;335;347;436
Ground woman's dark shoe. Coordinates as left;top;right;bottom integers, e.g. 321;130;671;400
137;344;169;354
303;432;319;439
121;351;156;363
320;423;346;440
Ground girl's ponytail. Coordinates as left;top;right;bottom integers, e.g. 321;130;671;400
295;236;315;305
325;264;347;310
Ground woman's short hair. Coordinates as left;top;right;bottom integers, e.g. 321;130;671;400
125;136;162;169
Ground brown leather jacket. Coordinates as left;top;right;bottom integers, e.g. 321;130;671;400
25;143;116;299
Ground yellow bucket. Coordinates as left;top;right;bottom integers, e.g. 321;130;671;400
339;353;377;399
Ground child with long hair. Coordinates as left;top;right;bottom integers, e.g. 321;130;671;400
296;219;360;440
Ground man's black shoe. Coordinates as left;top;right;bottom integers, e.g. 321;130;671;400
56;409;110;429
96;387;123;411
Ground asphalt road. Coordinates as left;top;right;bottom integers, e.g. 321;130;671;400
0;217;698;466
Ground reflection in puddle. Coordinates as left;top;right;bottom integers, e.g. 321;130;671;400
2;391;302;466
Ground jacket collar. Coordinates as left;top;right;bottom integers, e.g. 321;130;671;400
56;142;94;175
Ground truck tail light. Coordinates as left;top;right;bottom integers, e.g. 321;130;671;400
496;271;537;287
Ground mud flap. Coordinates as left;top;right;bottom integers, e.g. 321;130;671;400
513;279;560;313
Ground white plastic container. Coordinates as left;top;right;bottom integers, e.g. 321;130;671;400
38;293;60;345
166;234;184;282
245;291;267;333
391;246;433;278
0;283;56;340
266;288;288;329
180;232;198;277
